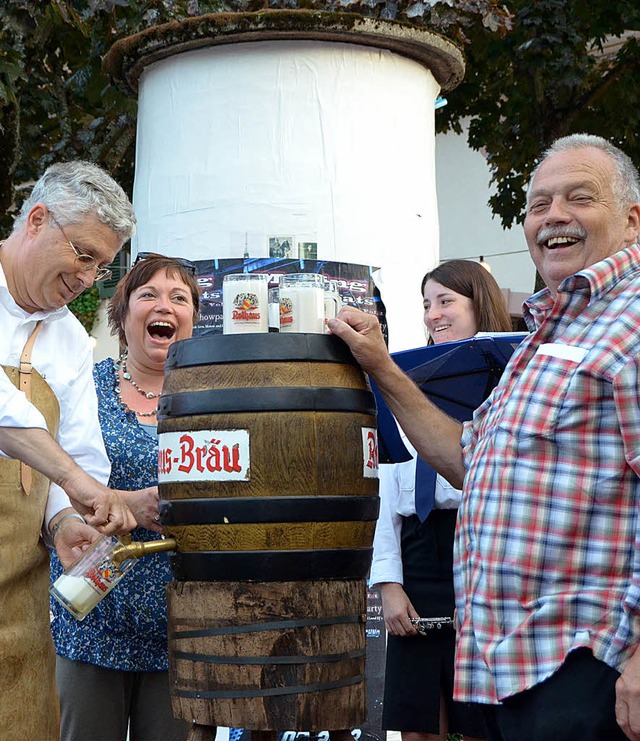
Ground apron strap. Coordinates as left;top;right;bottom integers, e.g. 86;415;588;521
19;321;43;496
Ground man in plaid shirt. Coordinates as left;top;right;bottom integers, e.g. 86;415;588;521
329;134;640;741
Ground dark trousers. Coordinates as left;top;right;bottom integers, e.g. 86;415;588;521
56;655;191;741
481;648;628;741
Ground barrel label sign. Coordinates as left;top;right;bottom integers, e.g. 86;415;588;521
362;427;379;478
158;429;250;482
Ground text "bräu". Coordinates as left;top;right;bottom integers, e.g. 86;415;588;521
159;433;242;476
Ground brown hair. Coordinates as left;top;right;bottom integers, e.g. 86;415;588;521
421;259;512;344
107;253;201;347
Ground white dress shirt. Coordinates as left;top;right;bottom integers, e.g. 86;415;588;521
0;262;111;528
370;434;461;587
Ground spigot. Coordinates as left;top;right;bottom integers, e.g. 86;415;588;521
112;537;178;568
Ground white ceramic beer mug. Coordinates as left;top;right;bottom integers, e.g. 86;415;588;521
223;273;269;334
279;273;325;334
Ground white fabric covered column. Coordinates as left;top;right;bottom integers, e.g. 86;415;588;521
132;39;440;351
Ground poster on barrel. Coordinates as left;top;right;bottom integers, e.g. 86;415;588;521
191;256;387;343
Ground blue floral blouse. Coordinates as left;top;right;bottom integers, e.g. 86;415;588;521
50;357;172;671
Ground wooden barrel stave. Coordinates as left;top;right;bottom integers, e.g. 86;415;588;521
168;580;366;730
165;521;376;551
159;411;378;500
162;361;368;395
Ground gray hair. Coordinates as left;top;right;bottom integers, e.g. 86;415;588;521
13;160;136;242
528;133;640;210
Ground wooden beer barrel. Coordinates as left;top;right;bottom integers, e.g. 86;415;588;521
157;333;379;730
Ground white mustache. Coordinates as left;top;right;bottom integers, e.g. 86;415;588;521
536;226;587;246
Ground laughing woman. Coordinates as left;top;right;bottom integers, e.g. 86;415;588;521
50;253;200;741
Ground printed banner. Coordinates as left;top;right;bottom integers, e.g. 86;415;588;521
191;256;387;342
158;429;250;483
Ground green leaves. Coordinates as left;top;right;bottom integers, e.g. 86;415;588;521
0;0;217;230
437;0;640;226
68;284;101;333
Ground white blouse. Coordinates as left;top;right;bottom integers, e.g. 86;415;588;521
369;436;461;587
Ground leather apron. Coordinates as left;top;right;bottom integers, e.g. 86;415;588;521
0;324;61;741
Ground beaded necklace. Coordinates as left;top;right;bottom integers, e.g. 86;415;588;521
113;351;160;418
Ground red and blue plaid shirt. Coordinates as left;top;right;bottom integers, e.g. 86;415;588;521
453;243;640;704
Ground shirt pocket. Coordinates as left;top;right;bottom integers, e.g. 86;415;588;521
498;344;587;438
396;459;418;514
397;459;417;491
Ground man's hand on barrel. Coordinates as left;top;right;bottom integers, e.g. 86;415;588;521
328;306;396;380
60;468;136;535
118;486;162;534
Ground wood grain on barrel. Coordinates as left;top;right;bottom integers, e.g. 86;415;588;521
165;521;376;551
160;411;377;500
168;580;367;730
162;361;368;394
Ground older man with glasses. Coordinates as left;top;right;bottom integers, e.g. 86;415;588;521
0;160;137;740
49;211;115;282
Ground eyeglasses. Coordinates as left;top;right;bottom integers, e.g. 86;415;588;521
133;252;197;276
49;212;112;283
